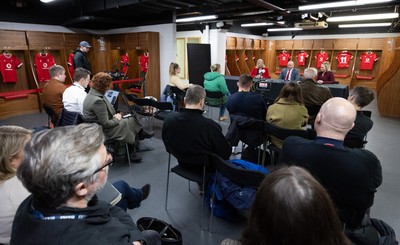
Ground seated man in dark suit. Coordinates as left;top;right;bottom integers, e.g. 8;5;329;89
279;97;382;229
226;74;267;120
344;86;374;148
278;61;300;82
162;85;231;174
299;67;332;125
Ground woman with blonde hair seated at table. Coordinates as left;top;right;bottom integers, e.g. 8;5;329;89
221;166;350;245
169;62;192;91
266;82;308;149
250;59;270;79
0;126;32;244
317;61;335;84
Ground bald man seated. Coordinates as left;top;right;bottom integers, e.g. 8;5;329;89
278;61;300;82
279;98;382;229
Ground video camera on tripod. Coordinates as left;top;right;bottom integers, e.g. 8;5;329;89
253;78;275;105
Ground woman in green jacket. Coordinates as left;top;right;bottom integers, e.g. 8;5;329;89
203;64;230;121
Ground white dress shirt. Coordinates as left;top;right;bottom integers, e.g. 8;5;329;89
62;83;87;114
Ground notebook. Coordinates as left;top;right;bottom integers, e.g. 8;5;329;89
97;181;122;205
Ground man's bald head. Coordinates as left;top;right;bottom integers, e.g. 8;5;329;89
314;98;356;140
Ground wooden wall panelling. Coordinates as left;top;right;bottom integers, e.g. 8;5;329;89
0;94;40;119
376;37;400;117
0;30;28;50
110;34;127;50
323;39;334;50
26;31;64;50
244;38;253;50
143;32;160;99
64;33;93;50
126;33;139;50
226;37;236;50
236;37;244;50
260;40;266;50
88;35;110;74
253;39;261;50
138;32;149;50
293;40;303;50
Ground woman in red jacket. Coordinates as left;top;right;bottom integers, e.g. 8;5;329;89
250;59;270;79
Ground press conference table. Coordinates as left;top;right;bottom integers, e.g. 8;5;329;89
225;76;349;100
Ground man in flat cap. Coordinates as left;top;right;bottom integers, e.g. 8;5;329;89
73;41;92;72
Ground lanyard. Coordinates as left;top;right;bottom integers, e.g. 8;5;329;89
31;205;87;220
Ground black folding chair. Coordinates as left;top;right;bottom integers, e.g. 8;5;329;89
57;108;83;126
164;148;210;231
204;90;224;122
265;122;316;165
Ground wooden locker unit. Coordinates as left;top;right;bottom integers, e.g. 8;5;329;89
253;39;261;50
351;38;384;89
138;32;149;50
141;32;160;99
236;37;244;50
245;50;255;72
293;40;313;74
225;50;241;76
226;37;236;50
274;40;294;76
244;38;253;50
0;30;40;119
237;50;250;74
26;31;68;86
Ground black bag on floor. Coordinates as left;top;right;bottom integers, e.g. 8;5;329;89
345;217;398;245
137;217;182;245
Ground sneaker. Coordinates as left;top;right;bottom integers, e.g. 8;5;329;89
141;184;151;201
138;130;154;140
219;116;227;121
129;152;142;163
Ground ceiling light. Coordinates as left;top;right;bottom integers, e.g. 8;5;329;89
299;0;394;11
40;0;55;2
241;22;274;27
176;15;217;23
327;13;399;22
277;21;285;24
339;23;392;28
267;27;303;32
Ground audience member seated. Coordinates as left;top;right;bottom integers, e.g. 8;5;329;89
204;63;230;121
169;62;192;91
266;82;309;149
41;65;67;118
11;124;160;245
0;126;31;245
299;67;332;125
83;72;152;163
250;59;270;79
0;125;151;245
317;61;335;84
222;166;350;245
344;86;375;148
279;98;382;229
62;68;91;114
227;74;267;120
162;85;231;174
278;61;300;82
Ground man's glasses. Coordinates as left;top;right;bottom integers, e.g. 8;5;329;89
93;152;113;175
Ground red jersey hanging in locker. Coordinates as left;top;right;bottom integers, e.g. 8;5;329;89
139;52;149;73
0;52;23;83
34;52;56;82
121;53;129;75
336;51;353;68
359;51;378;70
67;53;74;78
315;51;329;68
278;51;291;66
296;51;309;66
